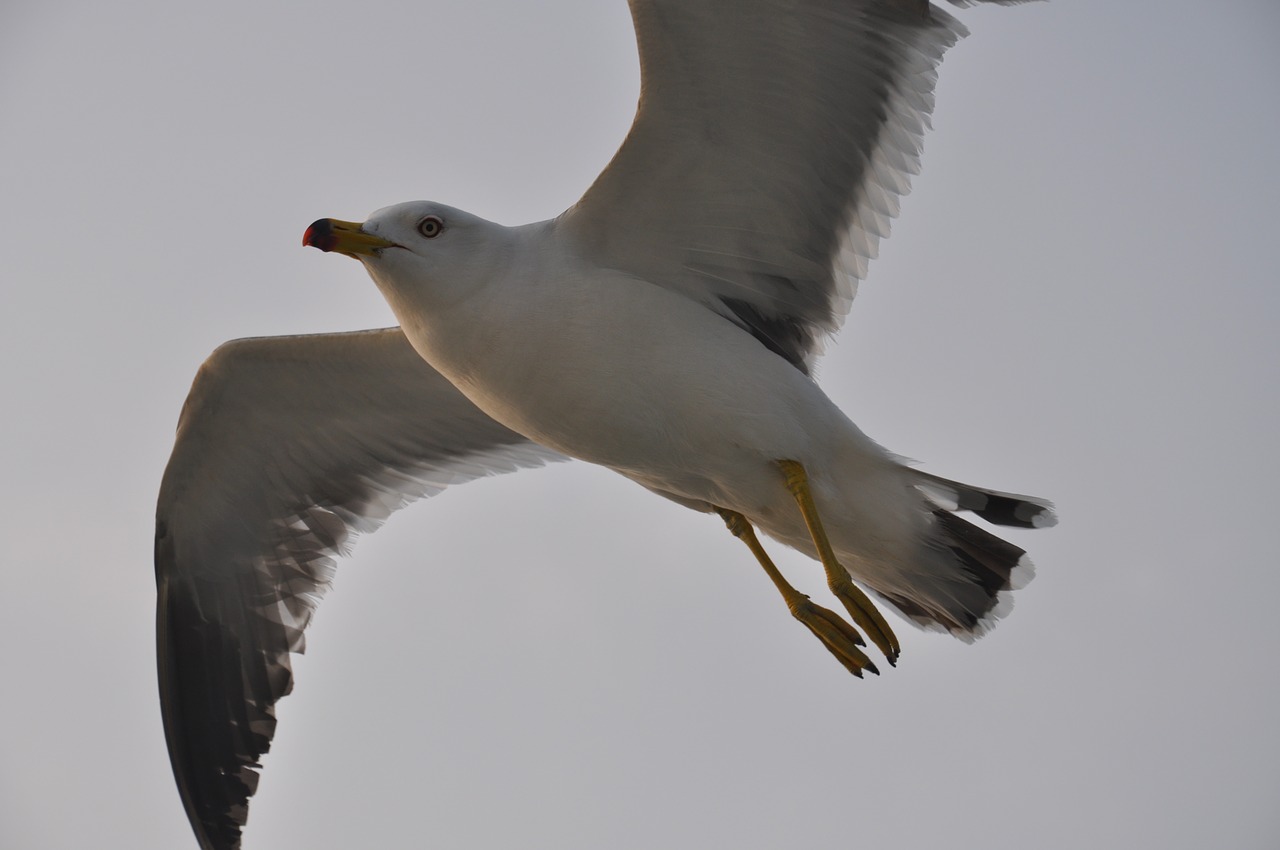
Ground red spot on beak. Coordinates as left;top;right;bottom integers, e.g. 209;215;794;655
302;219;336;251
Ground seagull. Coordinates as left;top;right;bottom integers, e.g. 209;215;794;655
156;1;1052;847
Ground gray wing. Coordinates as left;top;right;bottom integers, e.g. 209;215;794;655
560;0;1032;373
155;328;564;850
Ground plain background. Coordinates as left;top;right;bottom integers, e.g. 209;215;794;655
3;1;1278;848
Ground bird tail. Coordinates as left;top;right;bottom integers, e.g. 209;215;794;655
871;473;1055;639
912;471;1057;530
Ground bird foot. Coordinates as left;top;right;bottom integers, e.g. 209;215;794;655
829;576;900;667
716;505;885;678
788;596;879;678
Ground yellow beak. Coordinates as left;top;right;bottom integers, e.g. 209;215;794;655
302;218;396;257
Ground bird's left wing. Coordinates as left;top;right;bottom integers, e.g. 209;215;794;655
560;0;1029;372
155;327;564;850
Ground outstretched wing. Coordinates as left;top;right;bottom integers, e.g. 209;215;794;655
561;0;1029;372
155;328;564;849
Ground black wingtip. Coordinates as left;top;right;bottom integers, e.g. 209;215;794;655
157;569;285;850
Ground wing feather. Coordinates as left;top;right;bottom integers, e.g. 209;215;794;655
155;328;563;849
560;0;1021;371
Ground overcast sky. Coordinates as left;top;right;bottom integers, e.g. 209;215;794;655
3;1;1278;848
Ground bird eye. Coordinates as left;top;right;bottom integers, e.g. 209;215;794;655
417;215;444;238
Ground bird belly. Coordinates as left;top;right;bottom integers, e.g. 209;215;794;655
429;276;804;476
394;265;925;578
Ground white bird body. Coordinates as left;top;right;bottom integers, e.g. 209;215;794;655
361;205;930;612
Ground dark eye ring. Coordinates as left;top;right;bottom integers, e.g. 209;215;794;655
417;215;444;238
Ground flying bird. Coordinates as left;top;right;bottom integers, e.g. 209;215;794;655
156;1;1052;847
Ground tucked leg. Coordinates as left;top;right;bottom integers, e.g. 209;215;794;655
775;460;900;666
716;508;878;678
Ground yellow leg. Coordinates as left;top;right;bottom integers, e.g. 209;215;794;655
775;460;900;666
716;508;878;678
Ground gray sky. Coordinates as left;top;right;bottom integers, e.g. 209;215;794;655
3;1;1278;848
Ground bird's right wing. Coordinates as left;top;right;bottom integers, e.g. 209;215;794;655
155;327;564;850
